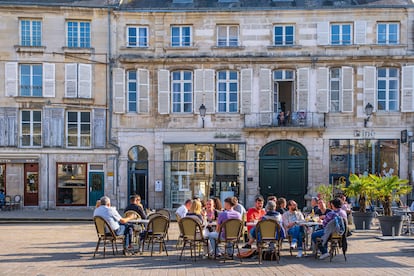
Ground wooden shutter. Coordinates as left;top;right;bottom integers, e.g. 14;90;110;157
0;108;5;146
341;66;354;112
93;108;106;148
5;62;18;97
158;69;170;114
354;21;366;45
204;69;215;114
78;63;92;98
65;63;77;98
5;107;17;146
316;67;329;113
297;68;309;111
42;107;63;147
317;22;330;45
402;65;414;112
138;69;150;113
194;69;204;113
240;68;252;114
113;68;125;114
363;66;377;111
259;68;272;112
43;63;55;98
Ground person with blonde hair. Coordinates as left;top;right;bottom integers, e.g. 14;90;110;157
186;199;206;226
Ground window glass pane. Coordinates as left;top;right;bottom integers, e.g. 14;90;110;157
81;112;90;122
57;163;87;205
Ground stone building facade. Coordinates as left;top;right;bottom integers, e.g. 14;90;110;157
1;0;413;210
0;0;116;209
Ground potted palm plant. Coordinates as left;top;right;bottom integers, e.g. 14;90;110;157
342;174;376;230
369;174;412;236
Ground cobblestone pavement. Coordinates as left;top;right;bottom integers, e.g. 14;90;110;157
0;220;413;276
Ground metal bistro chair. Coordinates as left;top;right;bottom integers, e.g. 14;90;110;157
12;195;22;210
315;217;348;262
214;219;244;262
255;220;283;264
93;216;125;258
178;217;209;261
156;209;171;240
141;215;170;256
4;195;12;211
175;213;184;249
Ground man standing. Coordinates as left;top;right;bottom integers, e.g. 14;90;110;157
246;195;266;232
282;200;305;258
208;197;242;256
124;194;147;219
93;196;134;253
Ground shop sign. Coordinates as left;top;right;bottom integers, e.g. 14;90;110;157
354;129;375;138
0;158;38;163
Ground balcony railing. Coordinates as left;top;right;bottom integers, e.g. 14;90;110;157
244;111;325;129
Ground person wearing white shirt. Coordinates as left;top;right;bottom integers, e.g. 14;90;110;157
175;199;192;219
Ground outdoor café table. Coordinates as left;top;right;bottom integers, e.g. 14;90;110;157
297;220;323;251
128;219;150;253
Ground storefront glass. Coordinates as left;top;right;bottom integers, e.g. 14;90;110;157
56;163;87;206
329;139;399;185
0;164;5;193
164;143;245;209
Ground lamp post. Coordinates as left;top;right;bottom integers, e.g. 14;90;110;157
364;103;373;128
199;104;206;128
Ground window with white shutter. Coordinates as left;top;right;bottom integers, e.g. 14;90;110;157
5;62;18;97
317;67;329;113
363;66;377;111
317;22;329;45
259;68;272;112
354;21;366;45
401;65;414;112
158;69;170;114
65;63;92;98
341;66;353;112
113;68;126;114
297;68;309;111
93;108;106;148
43;63;55;98
138;69;150;113
240;69;252;114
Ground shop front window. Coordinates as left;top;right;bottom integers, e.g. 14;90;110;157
329;139;399;185
164;143;245;209
0;164;5;193
56;163;87;206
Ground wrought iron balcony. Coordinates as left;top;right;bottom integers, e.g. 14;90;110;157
243;111;326;129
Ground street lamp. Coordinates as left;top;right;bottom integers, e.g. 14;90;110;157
199;104;206;128
364;103;373;128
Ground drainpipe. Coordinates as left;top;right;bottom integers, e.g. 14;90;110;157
46;152;49;210
107;4;121;209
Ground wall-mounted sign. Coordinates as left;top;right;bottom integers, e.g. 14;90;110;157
354;129;375;138
155;180;163;192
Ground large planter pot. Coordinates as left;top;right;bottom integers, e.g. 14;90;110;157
378;215;404;236
352;211;375;230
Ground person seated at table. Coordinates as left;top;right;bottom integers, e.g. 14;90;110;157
233;197;247;217
175;198;192;219
311;198;347;260
276;197;287;214
246;195;266;233
213;197;223;211
267;195;277;203
93;195;134;253
207;196;242;257
124;194;147;219
205;198;219;222
282;200;305;258
277;111;285;126
242;200;284;249
315;199;332;220
186;199;206;227
311;197;320;215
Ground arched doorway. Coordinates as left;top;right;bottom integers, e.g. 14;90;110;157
127;145;148;207
259;140;308;208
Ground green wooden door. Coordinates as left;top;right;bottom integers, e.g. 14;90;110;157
259;140;308;208
89;172;104;206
